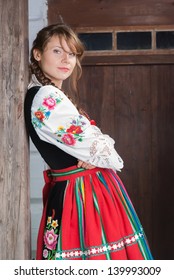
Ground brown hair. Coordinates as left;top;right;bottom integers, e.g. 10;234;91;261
30;23;84;98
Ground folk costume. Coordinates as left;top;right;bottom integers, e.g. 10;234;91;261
24;75;153;260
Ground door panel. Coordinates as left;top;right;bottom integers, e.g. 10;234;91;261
78;64;174;259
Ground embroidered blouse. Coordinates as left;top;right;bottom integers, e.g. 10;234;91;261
30;80;124;171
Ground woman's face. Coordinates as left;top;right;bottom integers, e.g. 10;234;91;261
33;35;77;88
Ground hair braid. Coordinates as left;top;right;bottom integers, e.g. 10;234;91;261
30;60;54;86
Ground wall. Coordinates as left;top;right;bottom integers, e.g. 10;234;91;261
28;0;48;258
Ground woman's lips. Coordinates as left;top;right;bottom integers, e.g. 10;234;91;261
58;67;70;72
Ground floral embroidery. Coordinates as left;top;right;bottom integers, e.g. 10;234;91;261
62;133;76;145
55;115;86;145
35;111;45;122
43;215;59;260
51;220;59;229
43;96;57;110
67;125;83;134
44;229;58;250
32;93;63;128
47;216;52;224
43;249;48;259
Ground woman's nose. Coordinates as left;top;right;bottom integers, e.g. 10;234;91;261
61;51;69;62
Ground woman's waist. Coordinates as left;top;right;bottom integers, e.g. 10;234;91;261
43;165;106;182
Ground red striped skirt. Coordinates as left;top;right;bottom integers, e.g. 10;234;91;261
36;165;153;260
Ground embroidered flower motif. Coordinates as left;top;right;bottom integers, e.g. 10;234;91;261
62;133;76;145
32;93;63;128
51;219;59;229
35;111;44;122
58;125;64;131
47;216;52;224
44;229;58;250
43;214;59;260
43;97;56;110
43;249;48;258
67;125;83;134
55;115;87;145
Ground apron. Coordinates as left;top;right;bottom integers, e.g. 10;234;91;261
36;165;153;260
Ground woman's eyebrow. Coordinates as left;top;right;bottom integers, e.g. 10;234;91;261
53;45;62;48
53;45;74;53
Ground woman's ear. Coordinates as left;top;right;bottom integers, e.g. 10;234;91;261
33;49;42;61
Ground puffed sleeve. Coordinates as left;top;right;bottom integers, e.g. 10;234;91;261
31;85;124;171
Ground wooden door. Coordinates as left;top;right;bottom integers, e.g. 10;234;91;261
78;64;174;260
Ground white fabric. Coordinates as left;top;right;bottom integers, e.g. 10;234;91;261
28;74;42;89
31;84;124;171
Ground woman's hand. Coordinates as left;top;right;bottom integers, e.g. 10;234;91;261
77;160;96;169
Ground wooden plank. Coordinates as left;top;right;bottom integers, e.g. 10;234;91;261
0;0;30;259
48;0;174;27
150;65;174;259
82;54;174;66
78;66;116;137
114;65;153;246
75;25;174;32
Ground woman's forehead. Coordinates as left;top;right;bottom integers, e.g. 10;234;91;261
45;35;76;52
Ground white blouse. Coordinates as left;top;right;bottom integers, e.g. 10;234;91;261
31;84;124;171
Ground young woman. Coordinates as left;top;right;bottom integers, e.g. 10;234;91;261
24;23;153;260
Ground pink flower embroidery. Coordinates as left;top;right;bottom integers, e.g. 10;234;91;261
43;97;56;110
43;249;48;258
62;133;76;145
44;229;58;250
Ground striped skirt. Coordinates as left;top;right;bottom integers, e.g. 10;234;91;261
36;165;153;260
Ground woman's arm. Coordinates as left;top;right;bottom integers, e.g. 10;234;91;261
31;85;124;171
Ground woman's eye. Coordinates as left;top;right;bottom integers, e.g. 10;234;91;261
53;49;61;54
69;52;76;57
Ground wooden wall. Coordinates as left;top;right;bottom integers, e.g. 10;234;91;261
48;0;174;27
78;64;174;260
0;0;30;259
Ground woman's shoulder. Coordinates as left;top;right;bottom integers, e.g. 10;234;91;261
30;85;78;116
32;85;64;98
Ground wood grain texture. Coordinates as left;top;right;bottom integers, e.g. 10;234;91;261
0;0;30;259
77;63;174;259
81;54;174;66
150;65;174;259
48;0;174;27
